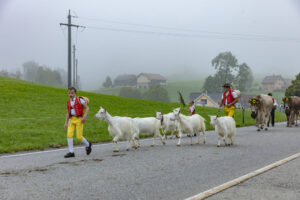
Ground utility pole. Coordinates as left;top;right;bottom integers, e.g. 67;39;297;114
60;10;84;88
72;45;76;87
75;59;78;88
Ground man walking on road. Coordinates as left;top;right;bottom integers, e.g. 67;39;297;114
64;87;92;158
218;83;239;117
267;93;278;127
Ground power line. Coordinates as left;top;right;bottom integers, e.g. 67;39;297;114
85;25;300;42
78;16;300;41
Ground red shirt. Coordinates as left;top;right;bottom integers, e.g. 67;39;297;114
67;97;83;117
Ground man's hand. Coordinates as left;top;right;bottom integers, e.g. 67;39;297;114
81;117;86;124
218;107;221;112
64;123;68;129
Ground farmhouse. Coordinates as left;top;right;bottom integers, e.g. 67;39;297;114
190;92;220;107
261;75;289;92
113;74;137;87
190;92;254;108
137;73;167;88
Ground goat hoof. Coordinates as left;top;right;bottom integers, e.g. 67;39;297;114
217;145;220;147
150;144;154;147
257;129;261;131
113;150;119;152
196;142;200;144
265;128;268;131
176;144;181;147
203;141;206;144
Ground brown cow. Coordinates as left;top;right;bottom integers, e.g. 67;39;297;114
283;96;300;127
249;94;273;131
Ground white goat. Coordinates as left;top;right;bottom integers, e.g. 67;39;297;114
133;117;165;146
156;112;178;139
172;108;206;146
95;107;139;152
209;116;236;147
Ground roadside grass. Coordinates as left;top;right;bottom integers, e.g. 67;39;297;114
0;76;286;154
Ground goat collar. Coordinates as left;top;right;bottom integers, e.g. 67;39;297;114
160;115;164;124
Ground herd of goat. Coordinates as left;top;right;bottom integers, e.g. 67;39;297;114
94;94;300;152
95;107;235;152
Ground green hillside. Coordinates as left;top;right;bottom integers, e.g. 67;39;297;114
93;80;204;102
0;76;286;154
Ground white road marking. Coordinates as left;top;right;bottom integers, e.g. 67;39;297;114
185;152;300;200
0;138;154;159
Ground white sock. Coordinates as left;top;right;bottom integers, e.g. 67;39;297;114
67;138;74;153
81;137;89;147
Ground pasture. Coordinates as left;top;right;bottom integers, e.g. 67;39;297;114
0;76;287;154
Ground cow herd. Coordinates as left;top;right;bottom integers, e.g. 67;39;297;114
282;96;300;127
95;94;299;152
249;94;300;130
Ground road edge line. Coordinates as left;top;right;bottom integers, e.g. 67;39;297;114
185;152;300;200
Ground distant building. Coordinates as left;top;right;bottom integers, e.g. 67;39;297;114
190;92;220;107
113;74;137;87
284;78;292;89
137;73;167;88
190;92;254;109
261;75;288;92
238;94;256;109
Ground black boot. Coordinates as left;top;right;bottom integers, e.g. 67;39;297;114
86;142;92;155
64;152;75;158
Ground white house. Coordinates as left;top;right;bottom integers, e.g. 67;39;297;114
136;73;167;88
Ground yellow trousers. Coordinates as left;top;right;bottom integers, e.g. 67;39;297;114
224;105;235;117
67;117;84;141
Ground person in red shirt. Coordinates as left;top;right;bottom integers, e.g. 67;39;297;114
64;87;92;158
185;101;196;115
218;83;238;117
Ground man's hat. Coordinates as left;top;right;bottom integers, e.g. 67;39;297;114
222;83;231;87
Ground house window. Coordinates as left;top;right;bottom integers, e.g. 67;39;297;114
201;99;207;105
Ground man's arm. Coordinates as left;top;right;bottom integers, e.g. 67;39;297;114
228;98;239;107
81;103;89;123
64;113;70;129
218;100;223;112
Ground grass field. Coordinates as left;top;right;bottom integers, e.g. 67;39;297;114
0;76;287;154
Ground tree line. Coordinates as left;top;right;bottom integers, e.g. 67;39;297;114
0;61;79;88
285;73;300;96
203;51;254;92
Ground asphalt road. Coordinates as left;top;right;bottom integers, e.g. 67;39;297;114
0;123;299;200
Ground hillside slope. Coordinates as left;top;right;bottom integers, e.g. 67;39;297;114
0;76;286;154
93;80;204;102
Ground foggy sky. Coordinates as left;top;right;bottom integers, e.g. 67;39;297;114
1;0;300;89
